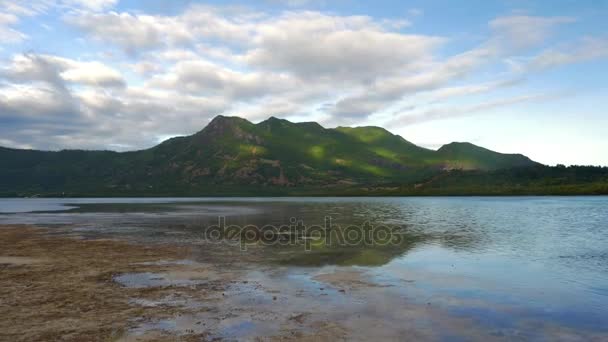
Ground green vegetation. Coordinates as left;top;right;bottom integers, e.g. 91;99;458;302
0;115;606;197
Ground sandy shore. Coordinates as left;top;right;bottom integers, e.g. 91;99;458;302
0;225;196;341
0;225;354;341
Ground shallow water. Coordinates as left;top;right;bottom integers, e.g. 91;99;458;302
2;196;608;339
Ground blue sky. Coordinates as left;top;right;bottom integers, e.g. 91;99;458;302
0;0;607;165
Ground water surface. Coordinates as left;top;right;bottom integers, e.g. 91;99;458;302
1;196;607;339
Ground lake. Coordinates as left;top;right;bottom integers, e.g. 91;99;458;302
1;196;607;340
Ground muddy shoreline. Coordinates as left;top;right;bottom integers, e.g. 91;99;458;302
0;225;356;341
2;224;607;342
0;225;195;341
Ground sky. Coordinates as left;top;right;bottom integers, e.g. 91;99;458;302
0;0;607;166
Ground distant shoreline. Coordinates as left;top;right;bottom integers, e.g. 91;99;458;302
2;193;608;199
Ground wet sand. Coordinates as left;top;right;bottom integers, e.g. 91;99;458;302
0;225;194;341
0;225;357;341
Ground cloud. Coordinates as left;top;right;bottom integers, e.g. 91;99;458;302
0;4;602;151
232;98;303;121
0;71;85;149
0;52;224;150
2;54;70;93
424;78;522;101
245;11;430;82
388;93;564;126
148;59;299;100
3;54;125;87
1;0;117;13
0;0;118;43
62;0;117;11
0;11;27;43
0;1;50;17
66;7;426;81
0;52;118;149
323;14;579;123
66;12;194;54
328;46;497;119
489;15;576;49
0;80;228;151
407;9;423;17
0;83;78;121
528;37;608;70
59;62;124;87
265;0;324;7
131;61;162;75
66;5;261;54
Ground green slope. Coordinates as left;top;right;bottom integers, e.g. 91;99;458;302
437;142;537;170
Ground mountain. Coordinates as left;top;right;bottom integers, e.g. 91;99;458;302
1;115;606;197
156;115;537;180
437;142;535;170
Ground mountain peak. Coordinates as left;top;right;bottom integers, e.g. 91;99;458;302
438;142;481;152
336;125;413;145
259;116;291;125
190;115;258;145
262;117;326;130
202;115;253;131
208;114;248;125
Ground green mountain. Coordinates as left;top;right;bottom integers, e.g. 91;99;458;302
437;142;535;171
1;115;606;196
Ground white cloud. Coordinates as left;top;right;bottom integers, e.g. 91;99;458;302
181;5;260;44
0;0;118;43
407;8;423;17
388;93;563;126
245;11;435;82
131;61;162;75
266;0;324;7
529;37;608;70
148;59;298;100
3;54;125;87
67;8;435;82
59;61;124;87
66;12;193;54
0;12;18;24
158;49;199;61
328;46;497;119
0;1;50;17
0;70;229;150
424;78;522;101
0;11;27;43
66;5;260;54
489;15;576;49
62;0;117;11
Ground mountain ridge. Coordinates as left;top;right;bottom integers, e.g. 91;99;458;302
2;115;607;197
0;115;532;159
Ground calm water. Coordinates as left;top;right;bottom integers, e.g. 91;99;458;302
1;196;607;338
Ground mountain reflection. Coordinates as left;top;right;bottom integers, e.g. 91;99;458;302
2;199;488;267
